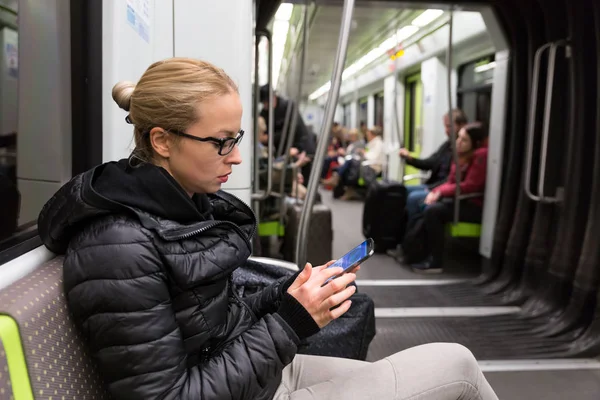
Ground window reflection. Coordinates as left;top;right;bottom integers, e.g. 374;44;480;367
0;2;20;247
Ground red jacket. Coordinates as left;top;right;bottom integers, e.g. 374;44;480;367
433;147;488;207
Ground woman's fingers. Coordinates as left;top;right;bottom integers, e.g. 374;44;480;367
329;299;353;320
323;272;356;295
323;284;356;309
287;263;312;292
313;260;337;272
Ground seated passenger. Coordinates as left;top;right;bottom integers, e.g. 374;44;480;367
398;109;468;222
257;116;307;200
337;128;366;163
37;58;497;400
321;126;385;200
411;122;488;273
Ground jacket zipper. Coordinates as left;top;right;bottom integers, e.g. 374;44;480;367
213;191;259;240
197;278;258;362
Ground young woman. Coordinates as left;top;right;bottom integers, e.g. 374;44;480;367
411;122;488;273
38;58;497;400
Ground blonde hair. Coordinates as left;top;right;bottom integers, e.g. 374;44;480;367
112;58;239;163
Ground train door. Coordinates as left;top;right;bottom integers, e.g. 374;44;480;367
403;72;423;184
457;56;494;128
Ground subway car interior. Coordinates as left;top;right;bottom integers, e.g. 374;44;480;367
1;0;600;398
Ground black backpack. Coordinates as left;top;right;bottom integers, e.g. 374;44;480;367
401;213;429;264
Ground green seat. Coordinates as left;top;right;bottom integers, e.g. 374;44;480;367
258;220;285;237
446;222;482;238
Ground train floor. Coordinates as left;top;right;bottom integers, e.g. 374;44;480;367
320;188;600;399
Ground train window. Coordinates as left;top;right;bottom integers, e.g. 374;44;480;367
358;97;368;128
0;4;27;261
342;103;351;127
0;2;99;265
374;92;384;127
457;55;494;127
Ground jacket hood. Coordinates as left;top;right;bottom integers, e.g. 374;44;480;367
38;159;256;254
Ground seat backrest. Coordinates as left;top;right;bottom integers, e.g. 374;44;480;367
0;256;111;399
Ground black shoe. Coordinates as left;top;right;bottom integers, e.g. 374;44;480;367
410;257;442;274
386;245;405;263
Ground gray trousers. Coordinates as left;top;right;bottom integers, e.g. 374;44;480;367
274;343;498;400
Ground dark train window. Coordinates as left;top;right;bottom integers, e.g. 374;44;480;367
458;55;494;127
0;5;24;258
358;97;368;127
374;92;384;127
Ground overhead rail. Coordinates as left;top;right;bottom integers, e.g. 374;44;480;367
295;0;356;267
524;40;570;203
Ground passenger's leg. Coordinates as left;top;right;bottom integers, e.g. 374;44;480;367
410;201;452;272
387;184;429;260
405;184;428;195
274;343;498;400
406;189;429;221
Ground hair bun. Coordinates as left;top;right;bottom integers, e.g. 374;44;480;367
112;81;136;111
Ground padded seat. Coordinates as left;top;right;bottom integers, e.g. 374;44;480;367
0;256;111;399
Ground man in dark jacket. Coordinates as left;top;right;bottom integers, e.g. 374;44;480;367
399;108;468;221
260;85;314;182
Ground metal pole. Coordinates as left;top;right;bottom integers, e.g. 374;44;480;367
295;0;355;267
252;30;274;201
446;10;461;225
252;34;261;214
393;64;404;180
278;1;310;230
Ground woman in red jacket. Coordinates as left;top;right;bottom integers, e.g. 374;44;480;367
411;122;488;273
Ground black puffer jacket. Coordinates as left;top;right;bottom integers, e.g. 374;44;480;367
38;159;319;400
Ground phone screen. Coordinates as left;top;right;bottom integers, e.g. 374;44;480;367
328;239;371;272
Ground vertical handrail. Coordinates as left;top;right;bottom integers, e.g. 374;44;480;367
538;40;569;203
278;1;310;231
277;101;294;158
537;42;557;202
393;66;404;180
524;43;552;202
392;20;405;180
253;34;261;214
252;30;274;201
295;0;355;267
446;10;461;225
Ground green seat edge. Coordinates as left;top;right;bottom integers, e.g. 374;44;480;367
0;315;34;400
446;222;482;238
258;221;285;237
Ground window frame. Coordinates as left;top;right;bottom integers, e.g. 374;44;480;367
0;0;102;266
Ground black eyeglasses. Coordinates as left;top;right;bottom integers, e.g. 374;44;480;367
168;129;244;156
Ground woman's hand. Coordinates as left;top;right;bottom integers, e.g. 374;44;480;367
286;261;357;328
424;191;441;205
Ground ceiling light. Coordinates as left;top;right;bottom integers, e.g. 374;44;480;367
308;81;330;100
275;3;293;21
396;25;419;42
474;61;496;73
411;9;444;27
272;19;291;89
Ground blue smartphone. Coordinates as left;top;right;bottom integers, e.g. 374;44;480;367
325;238;374;282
